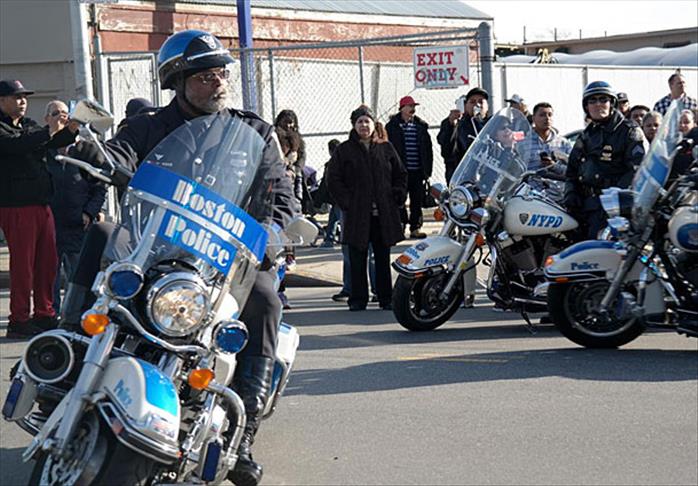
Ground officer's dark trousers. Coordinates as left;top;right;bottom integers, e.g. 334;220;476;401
577;196;608;241
68;223;280;360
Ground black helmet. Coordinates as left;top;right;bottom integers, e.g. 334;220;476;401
582;81;617;109
157;30;235;90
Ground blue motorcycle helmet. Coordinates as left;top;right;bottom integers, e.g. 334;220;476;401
158;30;235;90
582;81;618;112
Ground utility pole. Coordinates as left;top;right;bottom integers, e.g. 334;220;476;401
236;0;257;112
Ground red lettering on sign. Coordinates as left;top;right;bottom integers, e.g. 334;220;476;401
416;53;426;66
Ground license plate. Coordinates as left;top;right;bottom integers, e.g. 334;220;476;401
2;378;24;419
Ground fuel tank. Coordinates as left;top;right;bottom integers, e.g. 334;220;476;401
503;195;578;236
668;205;698;253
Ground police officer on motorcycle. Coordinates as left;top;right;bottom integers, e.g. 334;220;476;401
564;81;645;240
63;30;298;486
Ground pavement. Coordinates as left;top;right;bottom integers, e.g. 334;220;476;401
0;213;445;293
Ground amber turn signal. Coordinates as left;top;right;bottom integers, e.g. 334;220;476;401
544;256;555;267
188;369;215;390
82;313;109;335
433;208;445;221
396;254;412;265
474;234;486;247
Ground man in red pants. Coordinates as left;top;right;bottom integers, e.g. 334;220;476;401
0;79;78;339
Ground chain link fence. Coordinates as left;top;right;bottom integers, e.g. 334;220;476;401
99;28;480;183
245;28;480;182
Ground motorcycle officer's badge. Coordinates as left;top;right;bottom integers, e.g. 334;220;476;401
519;213;529;224
200;34;218;50
600;145;614;162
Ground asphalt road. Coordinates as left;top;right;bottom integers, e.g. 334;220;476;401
1;286;697;486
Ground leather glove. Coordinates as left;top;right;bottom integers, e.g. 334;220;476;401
563;191;582;212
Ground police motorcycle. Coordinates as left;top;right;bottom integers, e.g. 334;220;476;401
392;107;579;331
544;100;698;348
2;100;317;485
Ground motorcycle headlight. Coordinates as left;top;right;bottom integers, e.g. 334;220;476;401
448;186;473;220
147;272;210;337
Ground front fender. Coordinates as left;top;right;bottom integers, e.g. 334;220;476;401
544;240;622;281
97;357;180;463
392;236;463;276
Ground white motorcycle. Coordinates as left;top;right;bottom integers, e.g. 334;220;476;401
392;107;579;331
544;100;698;348
2;101;317;485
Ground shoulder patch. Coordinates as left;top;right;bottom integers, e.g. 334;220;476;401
629;126;644;143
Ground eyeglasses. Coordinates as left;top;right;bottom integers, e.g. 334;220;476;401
190;69;230;85
587;96;611;105
50;110;68;117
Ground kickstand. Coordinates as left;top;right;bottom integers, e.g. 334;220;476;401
521;306;538;335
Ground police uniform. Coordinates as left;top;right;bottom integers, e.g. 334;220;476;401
68;97;298;360
565;109;645;239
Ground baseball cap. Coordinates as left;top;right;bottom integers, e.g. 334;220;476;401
0;79;35;97
617;92;629;103
505;94;525;104
399;95;419;108
465;87;489;101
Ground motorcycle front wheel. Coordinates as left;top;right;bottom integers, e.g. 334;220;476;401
548;281;645;348
392;274;463;331
29;412;155;486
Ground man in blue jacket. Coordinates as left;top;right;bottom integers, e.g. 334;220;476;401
386;95;433;239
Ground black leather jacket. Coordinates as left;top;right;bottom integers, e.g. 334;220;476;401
565;109;645;199
85;98;298;229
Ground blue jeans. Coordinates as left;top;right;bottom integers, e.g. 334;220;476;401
341;243;376;295
324;205;341;244
53;249;81;314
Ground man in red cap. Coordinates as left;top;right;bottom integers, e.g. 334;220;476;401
385;95;433;239
0;79;78;338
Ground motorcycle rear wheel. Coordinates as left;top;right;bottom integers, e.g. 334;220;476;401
548;282;645;348
392;274;463;331
29;412;155;486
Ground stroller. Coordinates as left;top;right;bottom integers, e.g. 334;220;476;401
301;164;341;246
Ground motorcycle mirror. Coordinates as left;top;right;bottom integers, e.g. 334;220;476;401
430;182;447;201
285;217;319;245
70;99;114;134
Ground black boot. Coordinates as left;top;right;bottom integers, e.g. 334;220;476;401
58;283;93;333
228;356;275;486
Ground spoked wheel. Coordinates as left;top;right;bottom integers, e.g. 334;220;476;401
392;274;463;331
30;412;155;486
548;281;645;348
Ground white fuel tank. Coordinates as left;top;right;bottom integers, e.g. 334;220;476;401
668;205;698;253
503;196;578;236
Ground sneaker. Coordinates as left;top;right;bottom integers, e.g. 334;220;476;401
410;230;427;239
332;291;350;302
5;320;44;339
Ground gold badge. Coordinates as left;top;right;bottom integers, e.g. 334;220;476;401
600;144;613;162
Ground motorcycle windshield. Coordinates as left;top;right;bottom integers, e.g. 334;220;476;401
104;111;269;303
631;100;682;227
449;107;530;206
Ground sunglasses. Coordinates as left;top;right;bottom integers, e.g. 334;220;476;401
587;96;611;105
50;110;68;117
191;69;231;85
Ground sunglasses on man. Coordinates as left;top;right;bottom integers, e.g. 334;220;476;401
587;96;611;105
190;69;231;85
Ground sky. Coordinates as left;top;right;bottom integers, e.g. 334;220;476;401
465;0;698;44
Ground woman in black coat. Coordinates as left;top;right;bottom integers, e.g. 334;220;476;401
327;106;408;311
